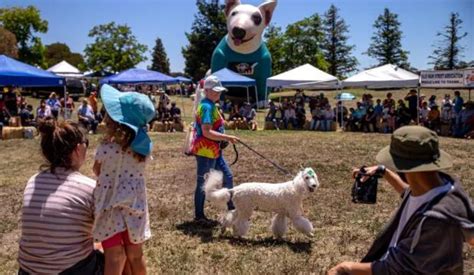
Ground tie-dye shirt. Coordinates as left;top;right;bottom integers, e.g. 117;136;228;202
191;98;224;159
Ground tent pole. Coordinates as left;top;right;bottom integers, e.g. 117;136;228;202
63;84;67;120
246;87;250;105
254;85;258;109
417;84;421;125
180;82;186;119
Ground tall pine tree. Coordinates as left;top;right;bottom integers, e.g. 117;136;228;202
182;0;226;81
366;8;410;69
322;5;358;79
429;12;468;70
150;37;170;74
282;13;328;71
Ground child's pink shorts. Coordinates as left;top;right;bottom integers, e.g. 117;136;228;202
101;230;137;249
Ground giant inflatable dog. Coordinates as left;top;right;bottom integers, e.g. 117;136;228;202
211;0;277;107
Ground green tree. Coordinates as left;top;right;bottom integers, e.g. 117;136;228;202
182;0;227;81
282;13;328;71
264;24;285;75
322;5;358;78
429;12;468;70
0;6;48;66
366;8;410;69
45;42;85;69
84;22;148;73
0;27;18;58
149;37;170;74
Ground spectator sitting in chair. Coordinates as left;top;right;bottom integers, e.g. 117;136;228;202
310;106;323;131
283;104;297;129
19;104;35;127
228;102;243;121
295;104;306;129
47;92;61;120
362;106;377;133
241;102;258;131
266;100;277;122
36;99;52;122
170;102;182;124
322;104;334;131
77;99;98;134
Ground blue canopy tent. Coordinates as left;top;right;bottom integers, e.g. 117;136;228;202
100;68;178;85
0;55;64;87
211;68;257;104
175;76;192;83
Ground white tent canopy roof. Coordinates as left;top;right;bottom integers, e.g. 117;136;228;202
342;64;419;88
47;61;83;77
266;64;339;88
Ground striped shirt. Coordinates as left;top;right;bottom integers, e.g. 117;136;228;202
18;168;96;274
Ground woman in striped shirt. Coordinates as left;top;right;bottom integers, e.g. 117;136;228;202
18;118;103;274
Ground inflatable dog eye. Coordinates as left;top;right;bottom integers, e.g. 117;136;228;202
211;0;277;108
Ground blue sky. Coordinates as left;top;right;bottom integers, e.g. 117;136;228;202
2;0;473;73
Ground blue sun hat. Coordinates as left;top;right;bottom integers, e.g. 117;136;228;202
100;84;155;156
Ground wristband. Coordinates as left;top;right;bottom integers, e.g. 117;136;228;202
375;165;386;176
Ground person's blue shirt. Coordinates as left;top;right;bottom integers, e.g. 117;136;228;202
374;104;383;116
454;96;464;114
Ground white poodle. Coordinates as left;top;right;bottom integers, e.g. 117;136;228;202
203;168;320;238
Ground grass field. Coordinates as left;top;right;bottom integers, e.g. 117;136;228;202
0;128;473;273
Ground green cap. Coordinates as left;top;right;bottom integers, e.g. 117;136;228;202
376;126;452;173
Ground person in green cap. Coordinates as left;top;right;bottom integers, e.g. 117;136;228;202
328;125;474;275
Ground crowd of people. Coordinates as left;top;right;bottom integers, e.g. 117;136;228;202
262;89;474;138
265;91;335;131
0;86;102;135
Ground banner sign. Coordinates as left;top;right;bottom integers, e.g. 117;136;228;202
464;69;474;87
420;70;465;88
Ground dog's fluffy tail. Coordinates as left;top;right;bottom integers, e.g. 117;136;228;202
203;169;231;209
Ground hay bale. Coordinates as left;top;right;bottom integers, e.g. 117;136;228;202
264;121;276;130
173;122;185;132
96;123;107;135
9;117;21;127
236;120;249;130
2;127;24;139
153;122;166;132
225;121;236;130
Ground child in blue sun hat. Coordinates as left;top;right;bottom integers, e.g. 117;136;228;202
92;84;155;274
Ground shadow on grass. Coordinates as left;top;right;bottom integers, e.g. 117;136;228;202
175;220;219;243
220;235;312;254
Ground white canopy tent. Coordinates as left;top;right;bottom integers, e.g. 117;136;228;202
342;64;419;88
47;61;83;78
267;64;339;89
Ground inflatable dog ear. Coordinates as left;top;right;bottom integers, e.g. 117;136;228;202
225;0;240;17
259;0;277;26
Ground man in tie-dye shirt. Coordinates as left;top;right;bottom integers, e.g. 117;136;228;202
191;75;239;224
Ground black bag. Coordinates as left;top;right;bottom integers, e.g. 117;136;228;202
351;167;379;204
219;140;229;150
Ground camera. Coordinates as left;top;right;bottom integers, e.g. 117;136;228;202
351;166;381;204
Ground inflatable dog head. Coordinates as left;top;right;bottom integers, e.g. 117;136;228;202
224;0;277;54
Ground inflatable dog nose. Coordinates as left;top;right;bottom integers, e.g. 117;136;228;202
232;27;246;39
